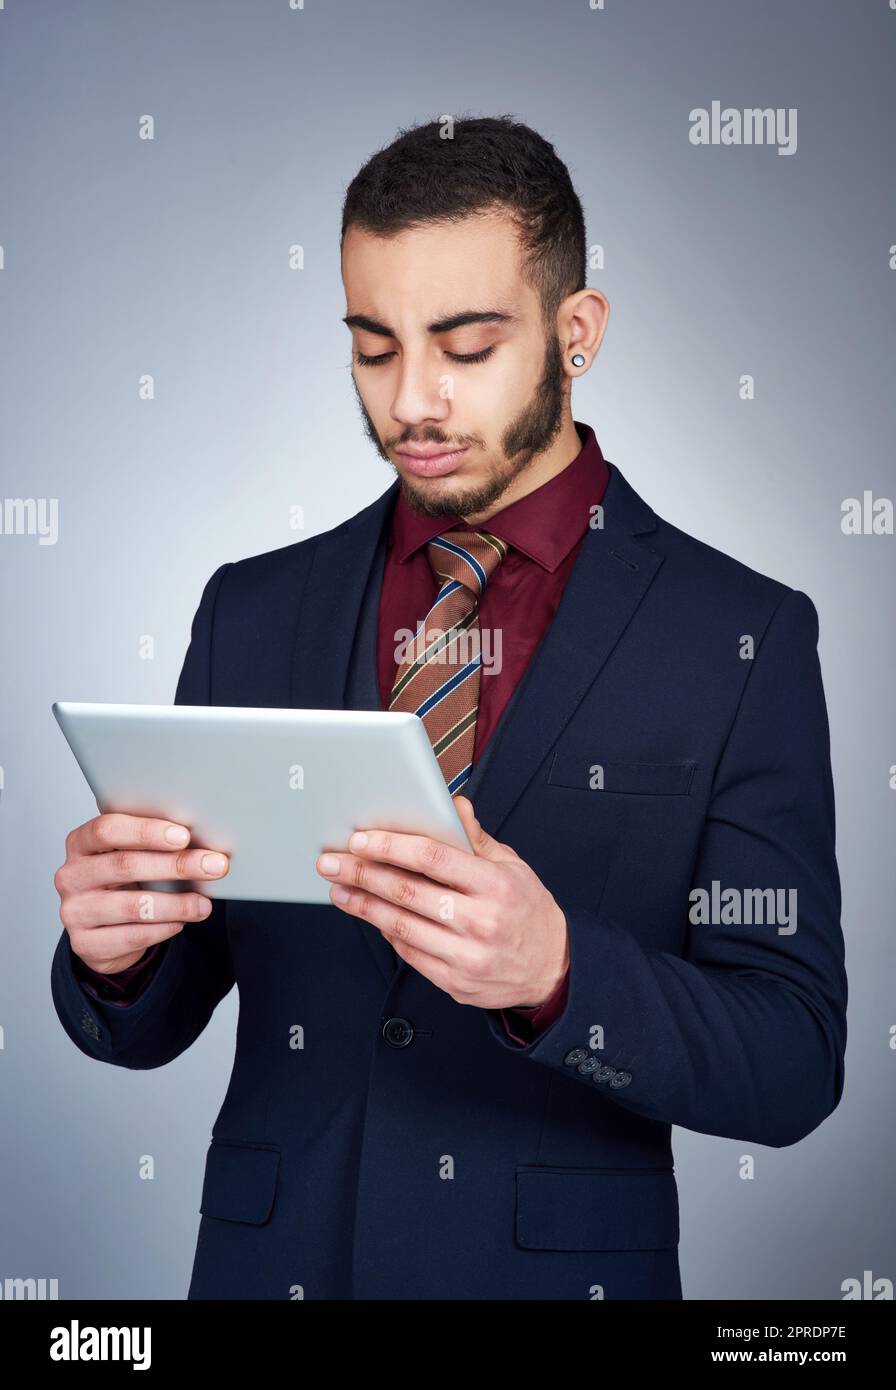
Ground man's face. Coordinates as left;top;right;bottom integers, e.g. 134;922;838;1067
341;210;567;519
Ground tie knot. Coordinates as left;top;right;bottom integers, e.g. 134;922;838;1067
425;528;509;599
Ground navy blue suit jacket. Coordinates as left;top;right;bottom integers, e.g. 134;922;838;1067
51;462;848;1300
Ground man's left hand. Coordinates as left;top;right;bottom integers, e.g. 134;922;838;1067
315;795;569;1010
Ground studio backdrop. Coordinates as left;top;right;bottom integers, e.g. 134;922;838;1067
1;0;893;1301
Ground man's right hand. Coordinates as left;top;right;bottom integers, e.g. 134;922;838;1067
54;813;230;974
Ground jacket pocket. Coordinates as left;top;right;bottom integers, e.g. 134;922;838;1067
199;1139;281;1225
515;1166;679;1251
547;753;696;796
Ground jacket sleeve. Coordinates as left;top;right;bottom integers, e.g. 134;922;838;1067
50;561;237;1070
483;588;848;1148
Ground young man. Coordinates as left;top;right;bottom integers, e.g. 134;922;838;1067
51;117;847;1301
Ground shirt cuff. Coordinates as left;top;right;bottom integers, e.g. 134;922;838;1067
72;942;164;1006
499;966;570;1045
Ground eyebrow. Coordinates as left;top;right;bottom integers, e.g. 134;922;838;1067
342;309;516;338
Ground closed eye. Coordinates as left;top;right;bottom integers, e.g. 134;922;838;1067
355;346;497;367
446;346;496;365
355;350;396;366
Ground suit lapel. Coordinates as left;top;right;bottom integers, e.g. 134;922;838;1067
289;480;400;712
467;464;665;840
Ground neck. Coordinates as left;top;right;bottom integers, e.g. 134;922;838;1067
462;413;582;524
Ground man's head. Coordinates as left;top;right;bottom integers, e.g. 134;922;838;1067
340;116;607;521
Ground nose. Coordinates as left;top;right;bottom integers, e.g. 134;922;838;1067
389;352;452;432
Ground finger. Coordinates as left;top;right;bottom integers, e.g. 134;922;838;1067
61;845;229;893
69;919;187;966
452;795;519;862
61;888;214;932
316;851;475;930
69;813;194;860
345;825;497;893
326;881;469;966
387;932;471;1000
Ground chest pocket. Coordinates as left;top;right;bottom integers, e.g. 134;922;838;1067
547;752;696;796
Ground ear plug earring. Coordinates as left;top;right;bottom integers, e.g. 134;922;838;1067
571;353;586;367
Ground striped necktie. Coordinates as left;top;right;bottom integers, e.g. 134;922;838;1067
389;528;509;794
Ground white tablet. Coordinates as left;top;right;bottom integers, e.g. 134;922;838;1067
52;702;472;904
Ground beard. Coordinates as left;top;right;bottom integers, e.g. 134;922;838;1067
352;330;567;519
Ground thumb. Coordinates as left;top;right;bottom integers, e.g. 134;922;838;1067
452;794;518;861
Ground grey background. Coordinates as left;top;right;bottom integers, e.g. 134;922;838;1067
1;0;893;1299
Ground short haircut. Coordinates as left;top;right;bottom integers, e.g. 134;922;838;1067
340;115;587;327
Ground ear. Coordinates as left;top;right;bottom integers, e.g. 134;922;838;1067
452;795;519;862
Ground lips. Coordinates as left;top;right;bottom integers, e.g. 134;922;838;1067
395;446;470;477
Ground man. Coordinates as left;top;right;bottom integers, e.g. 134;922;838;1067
51;116;847;1301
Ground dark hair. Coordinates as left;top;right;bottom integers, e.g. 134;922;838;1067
340;115;587;327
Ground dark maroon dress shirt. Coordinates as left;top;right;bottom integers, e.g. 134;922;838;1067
73;421;610;1046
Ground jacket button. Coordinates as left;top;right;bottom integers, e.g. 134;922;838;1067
563;1048;589;1066
382;1016;415;1048
609;1070;632;1088
592;1064;615;1084
576;1056;601;1074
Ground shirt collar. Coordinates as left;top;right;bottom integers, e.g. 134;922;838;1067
389;420;609;574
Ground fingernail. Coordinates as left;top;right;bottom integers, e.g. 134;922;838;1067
197;898;213;916
318;853;341;875
332;885;351;904
349;831;368;850
165;825;190;845
201;853;228;875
